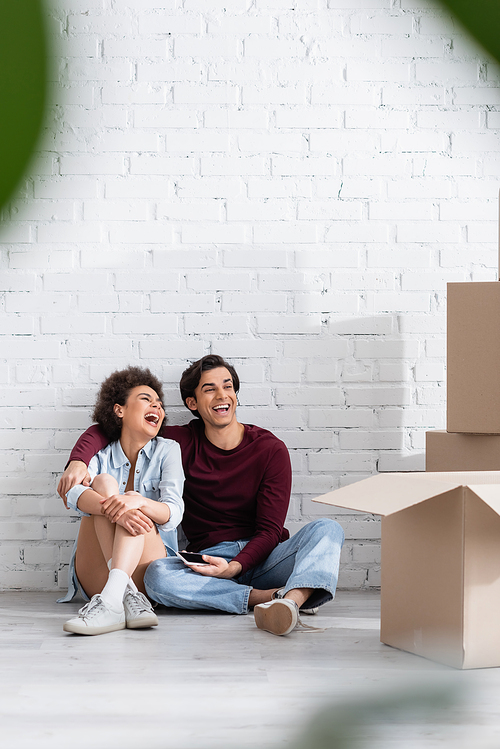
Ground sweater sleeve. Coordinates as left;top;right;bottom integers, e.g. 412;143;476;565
231;440;292;575
67;424;110;467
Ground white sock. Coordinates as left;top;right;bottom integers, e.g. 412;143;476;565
106;558;137;594
100;568;129;610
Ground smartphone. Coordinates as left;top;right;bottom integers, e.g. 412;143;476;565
176;550;209;566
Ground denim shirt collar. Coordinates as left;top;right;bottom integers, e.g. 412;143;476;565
110;438;155;468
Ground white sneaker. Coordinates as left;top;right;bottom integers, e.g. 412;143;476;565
123;590;158;629
273;587;319;615
254;599;299;636
63;594;125;636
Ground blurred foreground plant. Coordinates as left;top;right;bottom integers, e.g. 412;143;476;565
437;0;500;64
0;0;48;213
288;683;460;749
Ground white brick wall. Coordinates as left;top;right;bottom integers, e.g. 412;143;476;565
0;0;497;591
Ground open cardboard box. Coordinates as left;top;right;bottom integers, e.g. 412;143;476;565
313;471;500;669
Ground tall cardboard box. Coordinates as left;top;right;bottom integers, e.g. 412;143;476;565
313;471;500;669
426;431;500;471
447;282;500;434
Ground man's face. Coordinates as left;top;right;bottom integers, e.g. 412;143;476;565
186;367;238;429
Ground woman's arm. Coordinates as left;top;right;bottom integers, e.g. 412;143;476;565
99;491;172;526
57;425;110;501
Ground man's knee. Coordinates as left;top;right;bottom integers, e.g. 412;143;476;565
306;517;344;544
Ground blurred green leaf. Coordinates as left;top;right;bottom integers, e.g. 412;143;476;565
437;0;500;64
288;684;460;749
0;0;48;212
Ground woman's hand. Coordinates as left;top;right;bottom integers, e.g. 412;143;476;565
185;555;242;579
116;509;154;536
57;461;91;507
100;491;146;523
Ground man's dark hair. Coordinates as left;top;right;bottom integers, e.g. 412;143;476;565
180;354;240;419
92;366;166;441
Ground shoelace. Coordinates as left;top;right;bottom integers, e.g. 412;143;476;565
125;591;152;615
77;595;106;621
285;600;325;633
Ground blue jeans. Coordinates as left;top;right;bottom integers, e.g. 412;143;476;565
144;518;344;615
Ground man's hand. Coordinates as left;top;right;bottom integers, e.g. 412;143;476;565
185;555;242;579
100;491;146;523
57;460;91;507
116;509;154;536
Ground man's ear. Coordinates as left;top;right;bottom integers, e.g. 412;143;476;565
185;396;197;412
114;403;124;419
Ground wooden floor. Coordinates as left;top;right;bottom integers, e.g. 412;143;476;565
1;590;500;749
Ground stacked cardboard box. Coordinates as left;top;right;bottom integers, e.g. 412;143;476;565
426;280;500;469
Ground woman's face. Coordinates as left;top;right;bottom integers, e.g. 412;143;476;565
113;385;165;440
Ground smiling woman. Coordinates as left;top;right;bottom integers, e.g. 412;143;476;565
60;366;185;636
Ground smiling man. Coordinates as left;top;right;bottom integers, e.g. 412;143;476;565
58;354;345;636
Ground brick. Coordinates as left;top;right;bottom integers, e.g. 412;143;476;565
112;315;178;335
416;61;478;83
139;13;203;35
309;409;375;428
181;224;245;244
248;178;312;198
83;200;149;221
242;84;306;106
295;293;359;314
214;340;278;358
153;249;217;269
355;340;420;359
0;338;61;359
184;315;249;334
166;131;230;152
151;293;215;313
187;273;250;291
201;156;268;177
34;178;98;199
275;108;342;129
177;177;245;198
109;223;173;244
10;200;75;221
222;294;287;313
173;84;239;105
139;340;207;360
224;249;288;268
81;250;146;269
67;339;134;358
272;156;338;177
244;36;305;59
131;157;197;176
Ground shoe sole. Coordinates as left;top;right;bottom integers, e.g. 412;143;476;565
126;614;158;629
63;621;126;636
254;602;296;636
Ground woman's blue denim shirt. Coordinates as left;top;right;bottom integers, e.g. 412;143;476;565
59;436;184;602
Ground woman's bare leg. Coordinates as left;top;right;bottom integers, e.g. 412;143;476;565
75;516;110;598
75;473;167;596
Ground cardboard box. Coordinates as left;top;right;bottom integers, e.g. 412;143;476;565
313;471;500;669
447;281;500;434
426;430;500;472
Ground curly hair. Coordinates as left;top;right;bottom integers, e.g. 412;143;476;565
179;354;240;419
92;366;166;441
